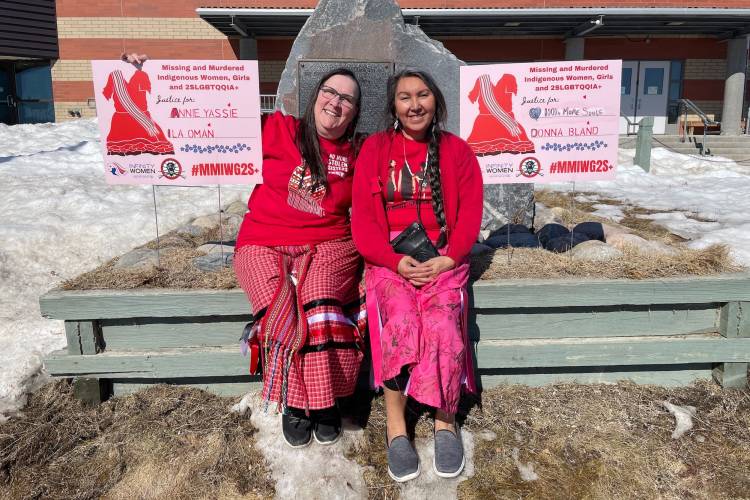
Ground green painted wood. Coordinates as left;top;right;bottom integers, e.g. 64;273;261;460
39;273;750;320
64;322;82;355
100;318;246;351
469;274;750;309
712;364;749;388
73;378;110;405
112;380;261;397
45;347;251;378
40;289;251;320
46;334;750;380
470;304;717;341
473;335;750;369
100;306;717;351
717;302;749;388
79;321;99;355
719;302;750;338
478;366;712;388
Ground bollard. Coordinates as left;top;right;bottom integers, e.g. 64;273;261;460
634;116;654;172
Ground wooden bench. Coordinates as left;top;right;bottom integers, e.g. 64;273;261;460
40;274;750;404
678;113;720;136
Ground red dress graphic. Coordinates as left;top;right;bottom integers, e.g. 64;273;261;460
102;69;174;155
466;74;535;156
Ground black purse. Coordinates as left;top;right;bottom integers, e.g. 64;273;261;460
390;177;439;263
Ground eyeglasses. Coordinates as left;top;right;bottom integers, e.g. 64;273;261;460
319;86;357;109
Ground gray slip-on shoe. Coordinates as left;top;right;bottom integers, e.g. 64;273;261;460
433;428;465;478
387;435;420;482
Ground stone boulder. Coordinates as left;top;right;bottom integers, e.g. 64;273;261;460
570;240;623;262
113;248;159;271
276;0;533;231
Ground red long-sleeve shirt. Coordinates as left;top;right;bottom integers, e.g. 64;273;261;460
352;130;483;272
236;112;355;248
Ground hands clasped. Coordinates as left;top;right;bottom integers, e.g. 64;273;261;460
397;255;456;287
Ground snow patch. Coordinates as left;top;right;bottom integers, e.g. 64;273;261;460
511;447;539;482
663;401;696;439
241;394;368;499
0;118;248;420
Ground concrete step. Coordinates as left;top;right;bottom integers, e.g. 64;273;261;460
618;135;750;162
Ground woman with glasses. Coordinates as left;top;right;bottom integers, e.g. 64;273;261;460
352;70;482;481
233;68;366;448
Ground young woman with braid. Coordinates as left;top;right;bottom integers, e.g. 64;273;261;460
351;70;483;481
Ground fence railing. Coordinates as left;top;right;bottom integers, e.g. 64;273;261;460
260;94;276;114
678;99;720;155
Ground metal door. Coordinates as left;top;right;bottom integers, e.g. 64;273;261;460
619;61;670;134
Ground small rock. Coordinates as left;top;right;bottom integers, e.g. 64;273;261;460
192;214;221;229
602;223;630;240
196;243;236;255
114;248;158;271
225;200;248;215
570;240;623;262
607;233;678;255
222;214;243;239
175;224;203;238
193;252;233;272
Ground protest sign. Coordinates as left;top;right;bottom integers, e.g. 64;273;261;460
460;60;621;184
92;60;262;185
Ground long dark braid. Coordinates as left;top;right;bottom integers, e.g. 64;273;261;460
387;69;448;248
426;123;447;248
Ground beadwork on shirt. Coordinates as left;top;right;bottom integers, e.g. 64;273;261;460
287;162;327;216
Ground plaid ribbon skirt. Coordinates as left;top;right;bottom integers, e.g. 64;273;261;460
234;237;365;411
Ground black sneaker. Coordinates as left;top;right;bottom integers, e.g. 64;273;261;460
281;412;313;448
313;412;342;445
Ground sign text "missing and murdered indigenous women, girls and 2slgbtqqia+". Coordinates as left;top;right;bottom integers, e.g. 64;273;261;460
459;60;621;184
91;60;263;185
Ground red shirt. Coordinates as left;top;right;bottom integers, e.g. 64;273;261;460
236;112;355;248
352;130;484;272
385;133;440;241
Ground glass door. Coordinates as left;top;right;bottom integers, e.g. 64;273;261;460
619;62;637;134
0;65;17;124
619;61;670;135
0;61;55;125
15;62;54;123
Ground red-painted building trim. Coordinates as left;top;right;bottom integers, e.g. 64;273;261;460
53;80;94;100
441;38;565;62
586;37;725;60
682;79;725;100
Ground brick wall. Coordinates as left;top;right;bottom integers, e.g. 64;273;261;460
53;13;239;120
683;59;726;80
56;18;226;39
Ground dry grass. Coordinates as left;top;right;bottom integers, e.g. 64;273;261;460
2;381;749;499
0;381;274;500
471;244;741;281
458;381;750;500
62;246;238;290
347;381;750;500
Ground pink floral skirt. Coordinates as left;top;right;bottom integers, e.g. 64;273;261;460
365;262;475;414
